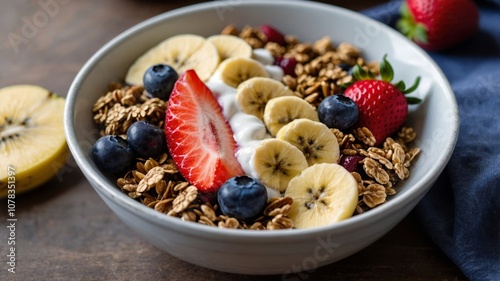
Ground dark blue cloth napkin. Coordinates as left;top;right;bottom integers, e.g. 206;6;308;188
362;1;500;280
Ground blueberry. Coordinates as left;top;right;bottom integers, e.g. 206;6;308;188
143;64;179;100
337;62;352;72
318;95;359;130
217;176;268;221
92;135;134;174
126;121;167;159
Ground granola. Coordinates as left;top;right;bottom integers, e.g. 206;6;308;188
92;24;421;229
334;127;420;214
92;85;166;137
112;145;295;229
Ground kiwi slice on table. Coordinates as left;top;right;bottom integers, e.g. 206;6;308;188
0;85;68;197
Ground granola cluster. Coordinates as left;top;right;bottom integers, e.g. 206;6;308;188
332;127;420;214
222;24;379;107
115;154;293;230
92;84;166;137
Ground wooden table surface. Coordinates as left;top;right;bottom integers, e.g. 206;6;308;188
0;1;467;280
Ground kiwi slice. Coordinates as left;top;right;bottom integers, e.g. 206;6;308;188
0;85;68;197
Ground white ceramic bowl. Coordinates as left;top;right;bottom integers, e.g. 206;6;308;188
64;0;459;275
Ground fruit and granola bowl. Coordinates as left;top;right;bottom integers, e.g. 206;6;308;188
64;1;458;275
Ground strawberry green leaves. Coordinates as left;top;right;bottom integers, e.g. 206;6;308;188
396;0;479;51
394;77;422;104
397;3;429;44
351;54;421;104
379;54;394;82
351;63;375;81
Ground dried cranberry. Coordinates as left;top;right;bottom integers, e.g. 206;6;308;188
275;56;297;77
339;155;365;173
260;25;286;46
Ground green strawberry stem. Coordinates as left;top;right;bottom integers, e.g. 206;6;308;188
406;96;422;104
403;76;420;94
397;3;428;44
351;54;422;104
351;63;375;81
394;80;406;91
380;54;394;82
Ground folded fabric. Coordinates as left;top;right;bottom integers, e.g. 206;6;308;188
362;1;500;281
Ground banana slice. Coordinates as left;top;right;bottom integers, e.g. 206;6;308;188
251;138;308;192
276;119;340;166
214;57;269;88
0;85;68;197
207;34;253;61
263;96;319;136
125;34;220;85
236;77;294;120
285;163;358;229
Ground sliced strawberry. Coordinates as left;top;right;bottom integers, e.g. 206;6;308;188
165;70;244;193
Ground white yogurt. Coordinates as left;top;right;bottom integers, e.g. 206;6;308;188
252;48;275;65
216;93;239;120
235;140;263;177
252;48;284;81
265;65;284;81
205;73;237;98
229;112;270;145
205;49;283;198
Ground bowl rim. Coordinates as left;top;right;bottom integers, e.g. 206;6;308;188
64;0;459;240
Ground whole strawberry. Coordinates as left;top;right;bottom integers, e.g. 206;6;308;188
397;0;479;51
344;55;421;146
